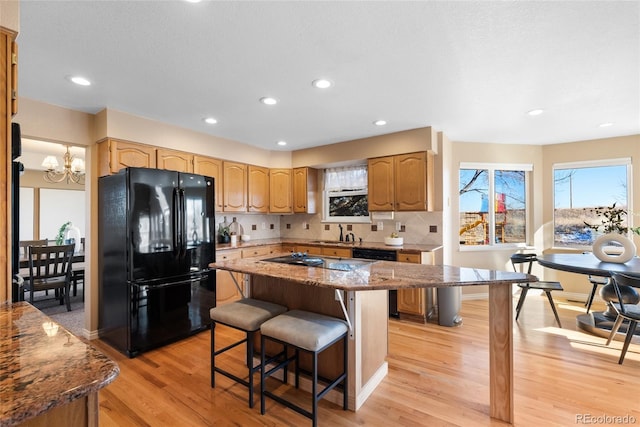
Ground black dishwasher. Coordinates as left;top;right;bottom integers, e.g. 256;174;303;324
352;248;399;318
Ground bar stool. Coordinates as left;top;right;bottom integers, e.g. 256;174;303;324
210;298;287;408
260;310;348;427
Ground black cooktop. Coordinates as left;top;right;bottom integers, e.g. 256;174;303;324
264;252;374;271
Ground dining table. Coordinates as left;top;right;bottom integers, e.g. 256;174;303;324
16;252;85;302
537;253;640;337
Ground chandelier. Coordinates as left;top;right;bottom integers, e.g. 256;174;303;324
41;146;85;184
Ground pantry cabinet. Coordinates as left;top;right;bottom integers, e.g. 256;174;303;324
368;151;434;212
248;165;269;213
269;168;293;213
293;167;317;213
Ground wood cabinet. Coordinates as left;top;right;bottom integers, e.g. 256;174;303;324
215;249;243;305
321;247;352;258
294;245;322;255
241;244;281;258
156;148;193;173
397;252;426;320
248;165;269;213
223;161;247;212
293;167;317;213
368;151;434;212
97;138;157;177
193;156;223;211
269;168;293;213
367;156;395;211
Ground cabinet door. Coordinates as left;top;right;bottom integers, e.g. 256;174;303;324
367;156;394;211
295;245;322;255
394;152;427;211
157;148;194;173
322;247;352;258
269;168;292;213
223;161;247;212
397;252;425;317
293;167;317;213
241;244;281;258
248;165;269;213
99;139;157;176
193;156;223;211
215;250;243;305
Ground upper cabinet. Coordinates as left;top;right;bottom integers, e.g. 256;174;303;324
248;165;269;213
193;156;223;211
223;161;247;212
367;156;395;211
269;168;293;214
293;167;317;214
368;151;434;212
97;138;157;177
156;148;193;173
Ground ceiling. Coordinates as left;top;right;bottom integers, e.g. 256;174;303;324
16;1;640;152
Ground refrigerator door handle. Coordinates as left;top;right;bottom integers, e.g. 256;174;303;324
179;188;187;258
172;187;181;258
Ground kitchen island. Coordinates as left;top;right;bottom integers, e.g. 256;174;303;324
211;254;534;424
0;302;119;426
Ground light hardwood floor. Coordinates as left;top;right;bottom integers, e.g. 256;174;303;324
91;295;640;426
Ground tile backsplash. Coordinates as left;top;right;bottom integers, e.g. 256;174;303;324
215;212;443;246
279;211;443;245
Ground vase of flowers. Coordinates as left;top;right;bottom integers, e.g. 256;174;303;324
584;203;639;263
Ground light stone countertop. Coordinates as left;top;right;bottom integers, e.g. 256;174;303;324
211;253;533;291
0;302;119;426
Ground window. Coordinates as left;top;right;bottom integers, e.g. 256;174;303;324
459;163;530;247
553;158;631;248
323;165;370;223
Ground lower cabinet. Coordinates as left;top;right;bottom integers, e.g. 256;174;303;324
216;245;283;305
397;252;430;321
215;250;243;305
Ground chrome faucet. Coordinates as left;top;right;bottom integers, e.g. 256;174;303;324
345;232;355;243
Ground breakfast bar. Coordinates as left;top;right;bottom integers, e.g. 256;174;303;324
212;254;534;424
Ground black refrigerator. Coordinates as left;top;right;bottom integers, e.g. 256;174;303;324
99;167;216;357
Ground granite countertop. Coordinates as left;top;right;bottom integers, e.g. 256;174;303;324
216;237;442;254
0;302;119;426
211;253;534;291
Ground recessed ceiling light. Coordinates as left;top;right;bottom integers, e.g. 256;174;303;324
373;120;387;126
69;76;91;86
312;79;332;89
184;0;202;3
203;117;217;125
260;97;278;105
599;122;614;128
277;141;287;146
527;109;544;116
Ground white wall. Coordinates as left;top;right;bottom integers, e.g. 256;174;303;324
38;189;85;241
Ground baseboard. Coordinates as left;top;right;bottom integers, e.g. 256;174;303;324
461;290;597;304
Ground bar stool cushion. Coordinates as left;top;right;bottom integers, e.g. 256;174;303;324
210;298;287;331
261;309;348;352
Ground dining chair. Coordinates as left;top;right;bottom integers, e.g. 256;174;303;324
510;253;564;327
25;244;75;311
19;239;48;259
605;272;640;364
19;239;49;299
